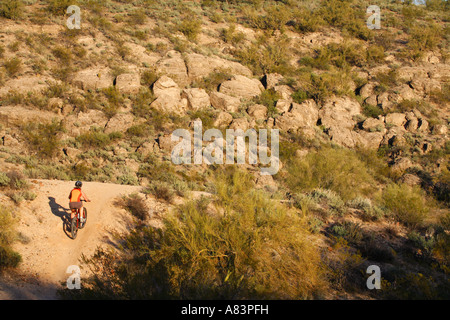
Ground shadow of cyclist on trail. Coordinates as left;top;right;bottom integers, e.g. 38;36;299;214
48;197;71;238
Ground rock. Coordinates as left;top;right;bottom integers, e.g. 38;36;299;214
247;104;267;120
104;113;135;134
72;67;114;91
152;76;180;98
275;99;291;114
137;141;156;156
356;131;384;150
432;124;448;135
365;94;378;106
263;73;284;89
275;100;319;132
229;118;249;131
213;111;233;128
157;134;177;152
182;88;211;111
399;173;421;186
319;96;361;130
115;73;141;95
151;76;187;115
185;53;252;81
219;75;264;99
359;82;377;99
391;157;413;173
155;50;189;87
273;85;293;101
209;91;241;113
417;118;429;132
405;118;419;132
385;113;407;127
362;117;385;132
327;127;358;148
295;149;308;158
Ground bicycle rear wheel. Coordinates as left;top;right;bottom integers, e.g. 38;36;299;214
71;216;78;239
80;207;87;229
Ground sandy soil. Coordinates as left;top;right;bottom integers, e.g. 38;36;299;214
0;179;145;300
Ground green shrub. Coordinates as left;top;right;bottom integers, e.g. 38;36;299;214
69;168;327;299
382;183;429;228
3;57;22;78
117;193;148;221
22;120;65;158
284;147;377;201
0;172;11;187
177;17;202;41
0;206;22;269
46;0;76;16
0;0;24;20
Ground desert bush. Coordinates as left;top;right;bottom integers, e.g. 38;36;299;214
75;128;121;149
69;168;327;299
0;206;22;269
46;0;76;16
235;35;291;75
117;193;148;221
382;183;429;228
3;57;22;78
285;147;377;201
22;119;65;158
177;17;202;41
145;181;175;203
0;0;24;20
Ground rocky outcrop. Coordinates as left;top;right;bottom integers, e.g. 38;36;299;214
275;100;319;132
219;75;264;99
150;76;188;115
115;73;141;95
182;88;211;111
155;50;189;87
210;91;241;113
185;53;252;82
72;67;114;91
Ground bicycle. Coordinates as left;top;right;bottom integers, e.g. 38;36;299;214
70;200;88;240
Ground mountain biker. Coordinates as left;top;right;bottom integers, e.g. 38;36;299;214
68;181;91;220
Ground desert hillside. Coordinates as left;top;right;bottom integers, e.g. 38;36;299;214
0;0;449;300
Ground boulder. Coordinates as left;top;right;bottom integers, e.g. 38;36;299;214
185;53;252;81
391;157;413;173
72;67;114;91
385;113;407;127
182;88;211;111
155;50;189;87
275;100;319;132
247;104;267;120
105;113;135;134
318;96;361;130
213;111;233;128
362;117;385;132
115;73;141;95
229;118;249;131
263;73;284;89
219;75;264;99
432;124;448;135
210;91;241;113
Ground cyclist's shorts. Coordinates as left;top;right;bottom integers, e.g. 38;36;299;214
69;202;83;210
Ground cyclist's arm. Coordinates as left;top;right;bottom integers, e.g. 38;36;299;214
81;191;91;202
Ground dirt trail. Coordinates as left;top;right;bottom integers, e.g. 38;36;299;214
0;179;145;300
